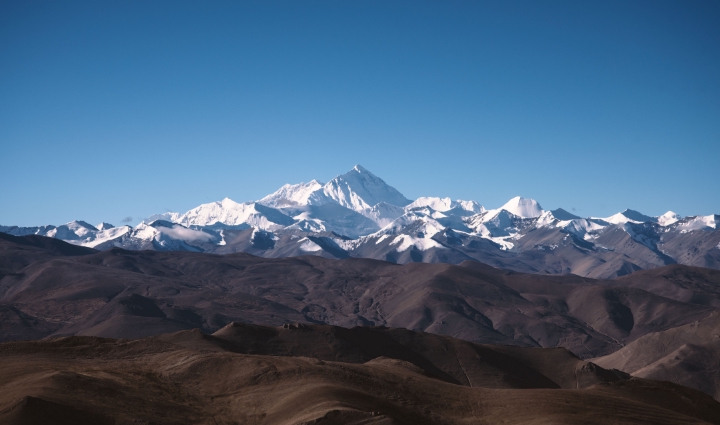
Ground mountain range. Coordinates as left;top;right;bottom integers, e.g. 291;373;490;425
2;164;719;279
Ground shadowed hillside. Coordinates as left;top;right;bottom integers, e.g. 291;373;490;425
1;234;716;360
1;327;720;425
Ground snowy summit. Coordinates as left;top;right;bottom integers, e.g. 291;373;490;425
2;164;719;280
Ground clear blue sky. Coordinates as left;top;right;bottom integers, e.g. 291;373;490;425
1;0;719;226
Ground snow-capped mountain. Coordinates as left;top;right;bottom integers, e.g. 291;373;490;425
174;198;295;230
497;196;544;218
96;222;115;231
45;220;98;241
258;180;327;208
279;202;379;238
600;209;657;225
322;165;412;213
364;202;406;228
657;211;680;226
2;164;719;279
405;197;483;214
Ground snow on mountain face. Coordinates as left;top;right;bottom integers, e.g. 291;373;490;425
58;220;213;250
149;221;216;242
531;210;609;241
498;197;543;218
287;219;327;233
298;237;323;252
252;165;412;230
46;221;98;240
658;211;680;226
466;209;521;238
4;164;720;277
322;165;411;212
602;209;656;225
279;203;379;238
676;215;719;231
131;221;216;251
533;210;559;228
0;225;57;237
258;180;327;208
363;202;405;227
406;197;454;212
405;197;483;214
375;210;446;239
390;234;446;252
366;209;448;253
558;218;608;239
141;212;181;225
82;225;132;248
455;200;484;214
174;198;294;230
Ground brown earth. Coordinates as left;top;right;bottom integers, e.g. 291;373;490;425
1;233;716;361
4;232;720;412
2;326;720;425
594;311;720;401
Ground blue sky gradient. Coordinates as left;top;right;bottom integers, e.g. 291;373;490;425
1;0;719;226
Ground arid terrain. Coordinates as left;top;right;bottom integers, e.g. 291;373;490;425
2;325;720;424
3;231;720;423
4;0;719;422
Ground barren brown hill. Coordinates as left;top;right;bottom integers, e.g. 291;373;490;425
156;322;630;390
0;233;716;360
615;264;720;307
1;328;720;425
594;311;720;401
0;232;95;277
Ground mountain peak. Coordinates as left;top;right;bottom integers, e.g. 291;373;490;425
258;180;326;208
499;196;543;218
658;211;680;226
341;164;381;181
603;209;655;224
221;197;243;207
173;197;293;230
96;222;115;231
406;197;454;212
66;220;99;231
323;166;411;212
551;208;581;221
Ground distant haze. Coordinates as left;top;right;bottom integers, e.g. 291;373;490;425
1;1;718;226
